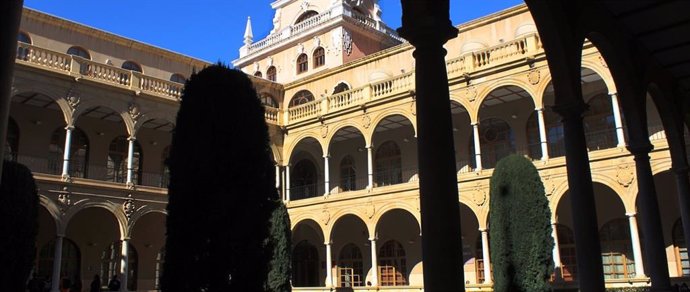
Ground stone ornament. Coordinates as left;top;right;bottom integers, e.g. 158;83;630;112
58;187;72;215
343;29;353;56
365;203;376;219
616;162;635;187
320;209;331;225
123;194;136;219
321;124;329;138
464;86;477;102
528;69;541;85
300;0;310;11
314;36;321;48
472;182;487;206
599;55;608;68
128;102;141;121
362;114;371;129
410;102;416;116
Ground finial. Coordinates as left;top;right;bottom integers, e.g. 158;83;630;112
244;16;253;46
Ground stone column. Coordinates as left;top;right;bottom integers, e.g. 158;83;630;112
536;108;549;160
275;164;280;190
367;145;374;188
673;166;690;263
551;223;563;281
325;242;333;287
120;239;129;292
369;237;378;287
50;235;64;292
552;102;605;291
629;144;672;290
324;154;330;195
610;93;626;147
398;2;465;289
472;122;483;171
479;228;492;284
61;126;74;179
626;212;646;278
125;137;136;186
285;164;291;202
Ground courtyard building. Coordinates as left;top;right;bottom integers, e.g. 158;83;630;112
10;0;690;291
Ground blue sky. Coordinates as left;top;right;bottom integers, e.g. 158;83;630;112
24;0;524;63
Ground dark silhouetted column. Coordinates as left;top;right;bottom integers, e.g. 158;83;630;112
398;1;464;290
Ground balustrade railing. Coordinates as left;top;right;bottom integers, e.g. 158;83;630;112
137;73;184;99
265;106;279;123
76;58;133;87
371;72;415;98
472;34;533;70
328;87;365;110
291;9;332;35
288;100;321;122
446;55;467;76
16;42;71;72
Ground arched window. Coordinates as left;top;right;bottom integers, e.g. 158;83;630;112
340;155;356;191
295;10;319;24
107;136;143;184
600;218;636;279
338;243;363;287
673;219;689;276
18;31;31;44
292;159;318;200
375;141;402;186
5;117;19;161
101;241;138;291
584;94;617;150
313;47;325;68
37;238;81;284
267;66;277;82
161;146;171;188
478;118;514;169
333;82;350;94
557;224;577;281
292;241;320;287
155;247;165;289
379;240;407;286
67;46;91;60
297;53;309;74
260;93;279;108
254;71;263;78
122;61;143;73
170;73;186;84
289;90;315;108
48;127;90;178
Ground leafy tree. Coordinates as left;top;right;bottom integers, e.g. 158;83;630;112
163;64;290;291
0;160;39;291
488;154;553;292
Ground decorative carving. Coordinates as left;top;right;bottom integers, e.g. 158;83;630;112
267;56;273;67
128;102;141;121
410;102;416;116
314;36;321;48
527;69;541;85
599;55;608;68
472;183;487;206
123;194;136;219
320;209;331;225
300;0;309;11
541;171;556;196
321;124;329;138
616;163;635;187
361;114;371;129
464;86;477;102
66;95;80;111
343;29;353;56
365;203;375;219
58;186;72;215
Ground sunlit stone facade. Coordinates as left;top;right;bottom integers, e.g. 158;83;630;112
14;1;688;291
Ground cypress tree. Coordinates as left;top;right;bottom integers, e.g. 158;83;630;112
0;160;39;291
488;154;553;292
266;200;291;292
163;64;289;291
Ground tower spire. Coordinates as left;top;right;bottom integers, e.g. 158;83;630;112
244;16;253;46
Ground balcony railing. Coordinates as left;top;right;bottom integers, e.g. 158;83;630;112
15;42;184;101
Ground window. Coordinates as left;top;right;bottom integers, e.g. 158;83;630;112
37;238;80;285
101;241;138;291
292;241;320;287
291;159;318;200
379;240;407;286
66;46;91;60
338;243;363;287
297;53;309;74
313;47;325;68
600;218;636;279
260;93;278;108
5;117;19;161
584;94;617;150
333;82;350;94
267;66;277;82
48;127;90;178
17;31;31;44
122;61;143;73
557;224;577;281
254;71;263;78
375;141;402;186
295;10;319;24
170;73;186;84
340;155;356;191
526;112;543;160
107;136;143;184
289;90;315;108
673;219;689;276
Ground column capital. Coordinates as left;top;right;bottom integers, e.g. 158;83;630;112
127;136;137;142
398;1;457;48
323;154;330;159
324;241;332;246
551;101;588;121
368;236;378;241
625;212;637;218
471;122;480;127
64;125;75;131
609;92;618;97
626;143;654;157
478;227;488;232
535;107;544;112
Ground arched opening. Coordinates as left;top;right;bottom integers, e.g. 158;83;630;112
540;83;566;158
292;219;325;287
375;209;421;286
122;61;143;73
5;117;19;161
339;243;364;287
555;224;577;281
18;31;31;44
581;68;618;150
67;46;91;60
372;115;417;186
599;218;636;279
296;53;309;74
458;203;482;283
170;73;186;84
267;66;277;82
101;241;138;291
289;137;323;199
450;101;472;173
254;71;263;78
260;93;279;108
328;126;366;192
130;212;166;290
289;90;315;108
48;126;89;178
73;105;128;181
36;238;81;287
333;82;350;94
108;136;143;184
470;118;514;169
138;118;174;187
295;10;319;24
650;170;689;277
330;215;369;287
313;47;325;68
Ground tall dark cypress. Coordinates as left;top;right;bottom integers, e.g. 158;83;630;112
0;160;39;291
162;64;289;291
266;200;291;292
488;154;553;292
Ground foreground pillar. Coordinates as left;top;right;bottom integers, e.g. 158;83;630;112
398;1;465;290
125;137;136;186
61;126;74;179
610;93;626;147
626;212;646;278
552;102;605;291
120;239;129;292
551;222;563;282
50;235;64;292
472;123;483;170
536;108;550;160
325;242;333;287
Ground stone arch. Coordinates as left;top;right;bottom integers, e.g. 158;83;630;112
11;86;73;126
368;110;417;143
284;132;325;160
331;80;353;94
64;202;129;240
373;205;421;234
449;93;475;116
473;79;538;123
326;210;371;243
292;9;321;25
132;112;176;136
550;173;628;222
581;61;616;95
325;122;368;152
127;209;167;235
39;195;62;234
72;103;134;136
